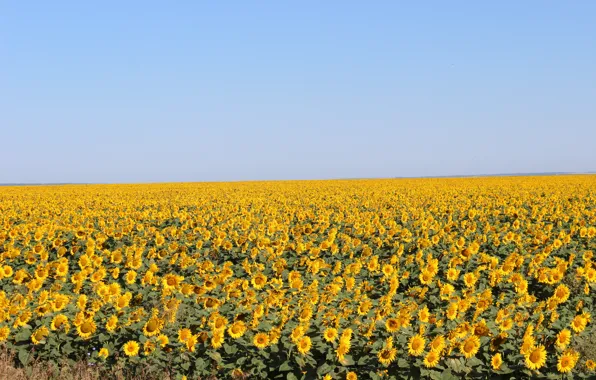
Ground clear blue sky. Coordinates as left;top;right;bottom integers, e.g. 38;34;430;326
2;1;595;183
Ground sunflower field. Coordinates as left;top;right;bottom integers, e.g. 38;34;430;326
1;176;596;379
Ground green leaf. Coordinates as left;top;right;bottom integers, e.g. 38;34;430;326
439;369;459;380
467;357;483;367
398;358;409;368
196;358;207;370
15;330;31;343
207;351;222;362
18;349;30;366
317;362;332;375
224;343;237;354
340;354;355;366
295;356;306;367
279;361;292;372
498;364;513;374
287;374;298;380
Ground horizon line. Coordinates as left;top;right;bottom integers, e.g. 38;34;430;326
1;171;595;187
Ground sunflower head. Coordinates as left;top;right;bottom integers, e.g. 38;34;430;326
123;340;140;357
254;332;269;349
408;334;426;356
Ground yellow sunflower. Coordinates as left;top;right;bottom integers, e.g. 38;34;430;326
77;319;96;340
123;340;140;357
157;334;169;347
525;345;547;370
378;347;397;366
143;317;162;337
385;318;400;333
460;335;480;359
557;350;578;373
408;334;426;356
429;335;446;353
556;329;571;349
254;332;269;349
491;353;503;370
423;350;440;368
228;321;247;339
297;336;312;355
98;347;108;359
31;326;49;345
323;327;338;342
178;328;192;343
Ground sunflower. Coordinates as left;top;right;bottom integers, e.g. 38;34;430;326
557;350;578;373
491;353;503;370
323;327;338;342
460;335;480;359
0;327;10;342
269;327;282;344
346;372;357;380
446;303;458;320
525;345;547;370
178;328;192;343
520;336;535;356
385;318;400;333
423;350;440;368
211;329;224;349
123;340;140;357
1;265;12;278
163;274;183;290
377;347;397;366
254;333;269;349
125;270;137;284
77;319;96;340
586;359;596;371
446;268;460;281
422;333;441;351
143;317;162;337
297;336;312;355
144;340;156;355
157;334;169;347
50;314;68;331
106;315;118;332
186;334;198;352
418;306;430;323
98;348;108;359
499;318;513;331
463;272;477;288
31;326;49;345
291;325;305;343
553;284;570;303
408;334;426;356
571;314;588;333
336;340;351;361
228;321;247;339
419;270;434;285
556;329;571;349
231;368;245;379
76;295;87;310
382;264;394;277
251;273;267;289
212;315;228;330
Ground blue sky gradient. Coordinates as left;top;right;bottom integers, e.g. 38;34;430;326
1;1;595;183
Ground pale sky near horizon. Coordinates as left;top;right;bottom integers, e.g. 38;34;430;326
1;2;595;184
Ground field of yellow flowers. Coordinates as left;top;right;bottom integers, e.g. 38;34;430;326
1;176;595;379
